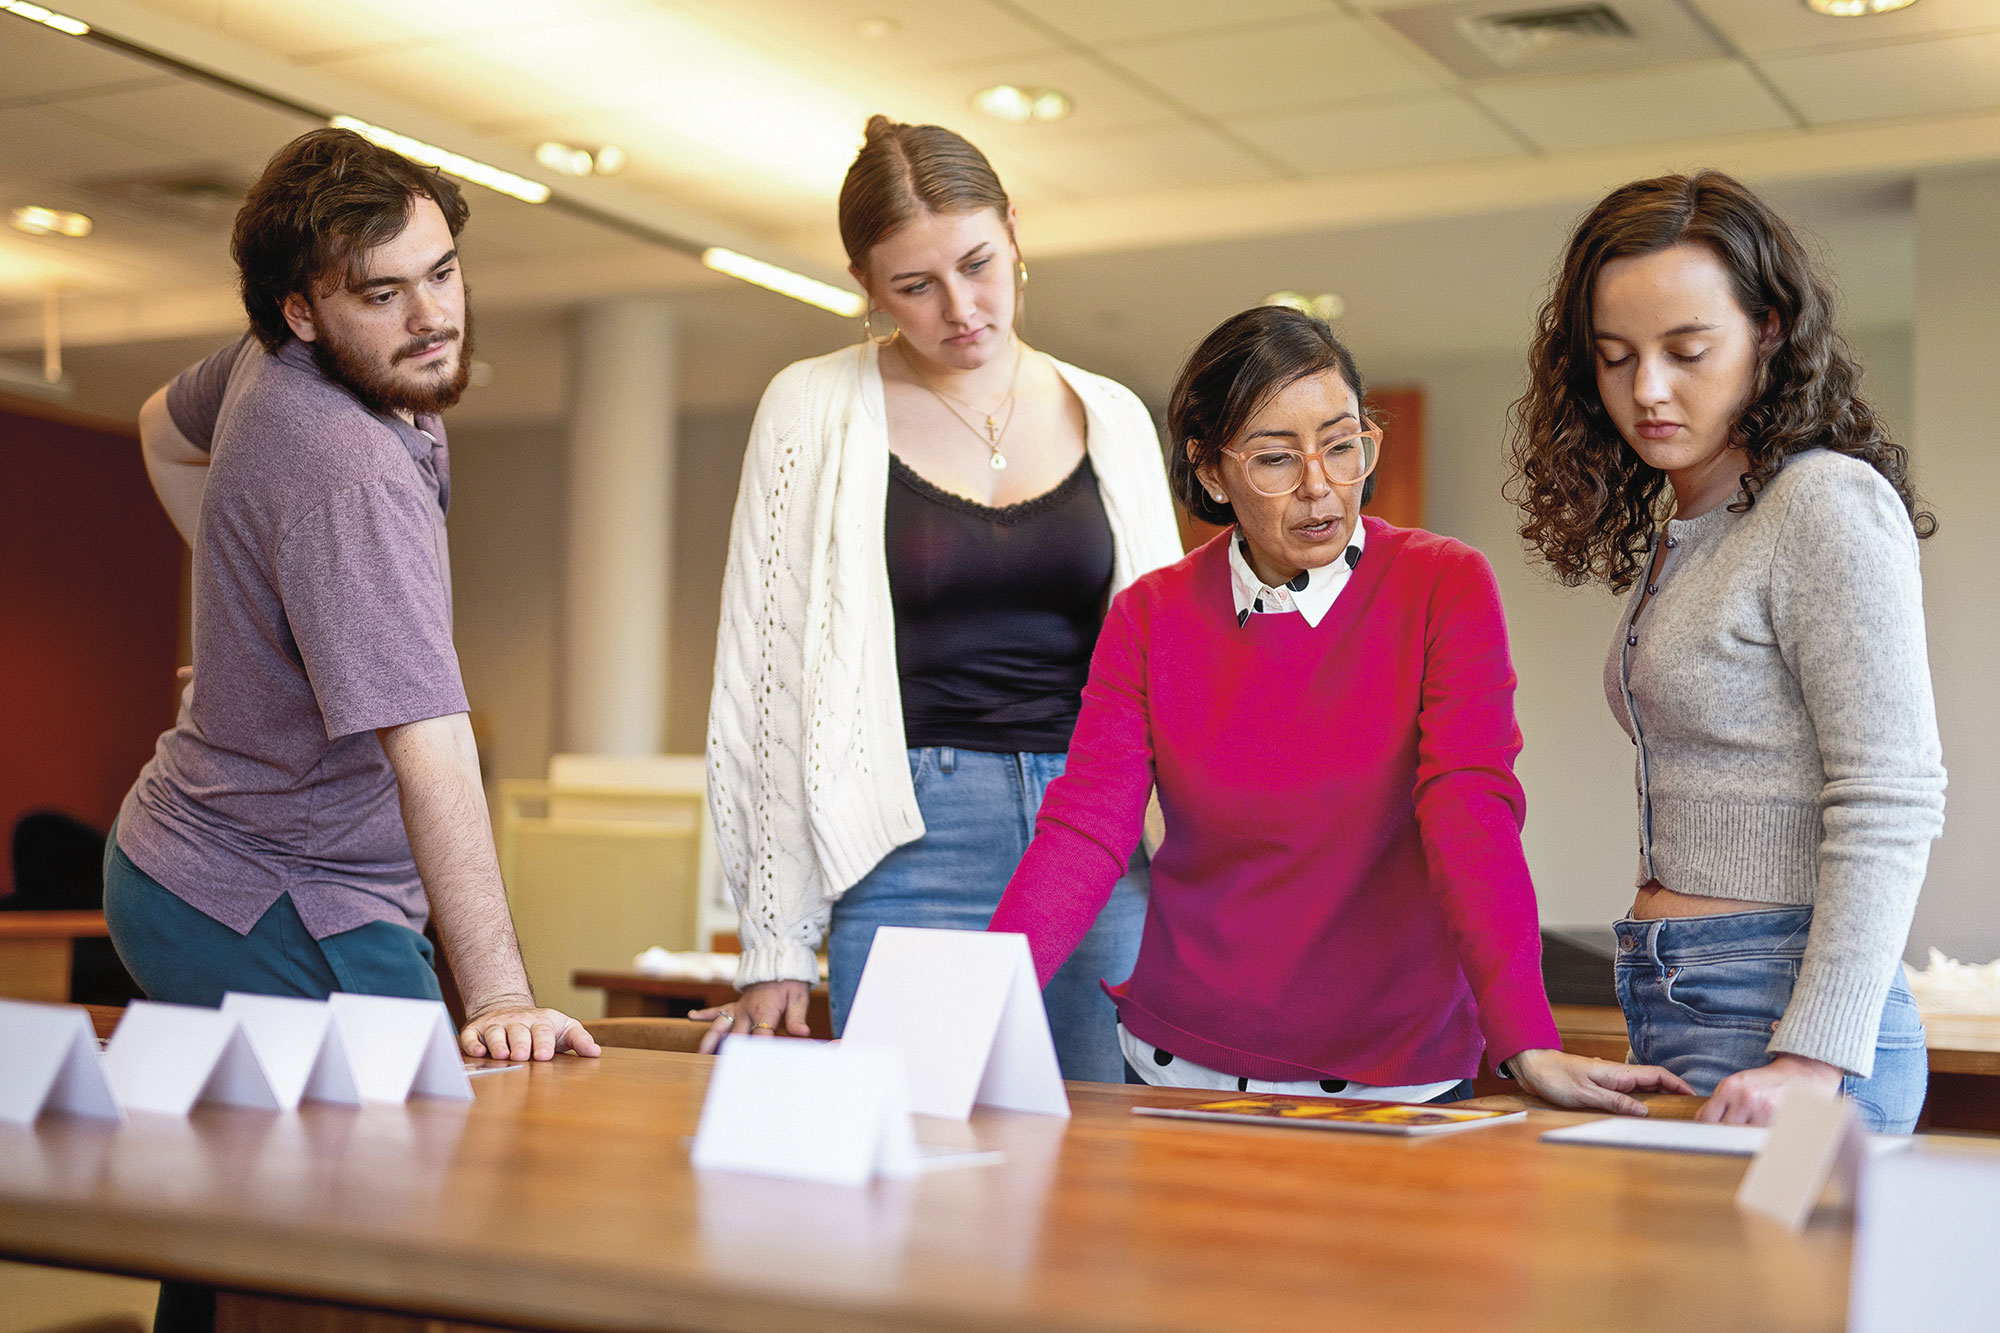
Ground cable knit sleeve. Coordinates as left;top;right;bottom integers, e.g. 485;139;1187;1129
1412;545;1561;1068
1767;459;1945;1076
707;364;831;988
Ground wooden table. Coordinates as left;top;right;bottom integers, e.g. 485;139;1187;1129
0;910;108;1002
5;1048;1974;1332
575;968;833;1037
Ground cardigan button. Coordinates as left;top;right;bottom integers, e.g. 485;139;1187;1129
1627;635;1638;647
1665;536;1679;549
1646;584;1658;595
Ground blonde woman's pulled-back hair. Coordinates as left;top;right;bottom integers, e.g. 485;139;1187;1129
838;115;1012;266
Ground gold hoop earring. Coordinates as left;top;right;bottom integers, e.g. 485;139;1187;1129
861;307;899;346
1015;260;1028;291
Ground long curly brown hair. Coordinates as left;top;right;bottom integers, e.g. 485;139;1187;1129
1506;170;1933;592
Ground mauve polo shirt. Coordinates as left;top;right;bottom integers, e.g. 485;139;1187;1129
116;334;468;940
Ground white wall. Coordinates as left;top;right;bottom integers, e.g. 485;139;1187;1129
1911;167;2000;967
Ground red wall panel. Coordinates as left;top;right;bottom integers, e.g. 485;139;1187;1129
0;401;181;895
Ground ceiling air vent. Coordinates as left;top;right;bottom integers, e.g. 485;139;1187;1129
1381;0;1723;80
1460;5;1634;66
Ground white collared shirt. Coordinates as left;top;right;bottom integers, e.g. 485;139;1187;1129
1226;519;1366;628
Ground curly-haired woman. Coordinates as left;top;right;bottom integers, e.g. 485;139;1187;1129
1507;171;1944;1131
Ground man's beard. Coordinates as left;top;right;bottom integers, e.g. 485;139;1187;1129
312;309;474;418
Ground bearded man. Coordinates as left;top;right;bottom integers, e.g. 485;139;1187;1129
112;127;597;1065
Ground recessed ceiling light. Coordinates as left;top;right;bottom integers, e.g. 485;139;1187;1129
10;205;92;238
972;84;1073;124
1265;291;1346;322
856;16;900;39
536;141;626;177
1804;0;1917;14
1;2;91;37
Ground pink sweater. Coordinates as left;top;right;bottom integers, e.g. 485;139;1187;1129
989;521;1560;1085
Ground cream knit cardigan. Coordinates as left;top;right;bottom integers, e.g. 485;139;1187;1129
707;341;1184;988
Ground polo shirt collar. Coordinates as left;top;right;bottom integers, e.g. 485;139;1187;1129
276;336;443;467
1228;519;1365;629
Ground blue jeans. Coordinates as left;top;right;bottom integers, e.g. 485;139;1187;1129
104;825;441;1006
1614;907;1927;1133
828;747;1148;1083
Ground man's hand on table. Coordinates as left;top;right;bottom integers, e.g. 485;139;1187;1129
1507;1047;1695;1116
1696;1053;1842;1126
459;999;601;1061
691;979;812;1055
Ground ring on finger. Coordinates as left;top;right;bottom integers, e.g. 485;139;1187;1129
716;1011;734;1024
753;1022;776;1032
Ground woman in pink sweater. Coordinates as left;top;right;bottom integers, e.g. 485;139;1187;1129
989;307;1688;1111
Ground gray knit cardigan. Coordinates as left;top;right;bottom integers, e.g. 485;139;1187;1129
1603;448;1946;1076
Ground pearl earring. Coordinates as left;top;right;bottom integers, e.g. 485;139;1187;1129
1212;492;1227;501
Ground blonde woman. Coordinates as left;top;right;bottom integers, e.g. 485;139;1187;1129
697;118;1181;1080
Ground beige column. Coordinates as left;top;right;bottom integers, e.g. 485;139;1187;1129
1910;168;2000;963
560;298;677;754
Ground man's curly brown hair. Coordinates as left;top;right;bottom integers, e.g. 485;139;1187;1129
1506;169;1933;593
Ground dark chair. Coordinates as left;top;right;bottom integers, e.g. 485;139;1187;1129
4;811;141;1006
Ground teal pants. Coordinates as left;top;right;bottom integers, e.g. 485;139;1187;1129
103;826;440;1007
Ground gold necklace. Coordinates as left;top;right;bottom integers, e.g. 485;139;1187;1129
905;340;1025;471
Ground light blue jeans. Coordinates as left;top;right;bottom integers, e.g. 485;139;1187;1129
828;747;1148;1083
1614;907;1928;1133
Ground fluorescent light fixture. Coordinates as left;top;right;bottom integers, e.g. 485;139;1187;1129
1;1;90;36
329;116;550;204
10;205;92;238
701;247;864;317
1805;0;1916;11
972;84;1072;124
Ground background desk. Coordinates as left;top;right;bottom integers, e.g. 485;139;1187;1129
0;910;108;1003
0;1049;1954;1333
575;968;834;1037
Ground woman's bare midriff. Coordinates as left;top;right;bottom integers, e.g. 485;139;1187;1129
1629;880;1787;920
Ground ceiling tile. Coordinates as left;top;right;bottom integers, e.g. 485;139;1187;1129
1759;28;2000;125
1231;94;1523;175
675;0;1058;80
1473;59;1798;153
1681;0;2000;56
1104;15;1442;118
0;18;175;107
999;123;1279;199
54;84;323;167
1002;0;1336;46
0;106;184;182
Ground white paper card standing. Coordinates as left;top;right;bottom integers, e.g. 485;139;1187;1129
325;993;471;1103
842;927;1068;1121
103;1001;280;1115
692;1039;920;1186
221;993;361;1109
0;1000;123;1125
1735;1082;1864;1230
1850;1146;2000;1331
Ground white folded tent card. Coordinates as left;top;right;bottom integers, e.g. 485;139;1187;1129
1849;1146;2000;1331
325;992;472;1103
691;1038;922;1187
1734;1082;1868;1231
220;992;361;1109
0;999;123;1125
841;927;1069;1121
102;1000;281;1115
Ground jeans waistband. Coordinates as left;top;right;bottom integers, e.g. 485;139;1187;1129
1613;905;1814;965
